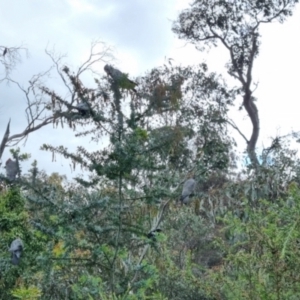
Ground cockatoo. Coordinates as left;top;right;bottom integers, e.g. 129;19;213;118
180;178;196;204
104;64;137;92
5;158;18;181
9;238;23;265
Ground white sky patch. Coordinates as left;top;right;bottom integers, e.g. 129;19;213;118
0;0;299;179
66;0;116;21
67;0;96;13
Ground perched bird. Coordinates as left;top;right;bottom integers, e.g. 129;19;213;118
5;158;18;181
147;228;162;240
9;238;23;265
104;64;137;92
3;47;7;57
75;102;90;116
180;177;196;204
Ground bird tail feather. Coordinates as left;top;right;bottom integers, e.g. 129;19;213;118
11;253;20;265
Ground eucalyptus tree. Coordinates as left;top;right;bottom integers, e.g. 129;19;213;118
173;0;299;168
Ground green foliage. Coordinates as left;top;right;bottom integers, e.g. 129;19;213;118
117;73;137;91
11;286;41;300
0;188;46;300
152;209;218;300
3;4;299;296
173;0;299;166
12;52;236;298
1;51;237;298
173;0;298;77
205;183;300;299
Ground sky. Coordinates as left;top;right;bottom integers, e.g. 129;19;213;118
0;0;300;179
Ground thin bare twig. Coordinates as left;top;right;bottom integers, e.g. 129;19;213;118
226;118;248;143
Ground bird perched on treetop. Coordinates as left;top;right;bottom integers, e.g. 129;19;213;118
9;238;23;265
5;158;18;181
147;228;162;240
75;102;90;116
104;64;137;92
180;177;196;204
3;47;7;57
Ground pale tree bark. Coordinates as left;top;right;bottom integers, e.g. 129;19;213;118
173;0;298;168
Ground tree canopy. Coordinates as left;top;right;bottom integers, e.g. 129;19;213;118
0;1;300;298
173;0;298;167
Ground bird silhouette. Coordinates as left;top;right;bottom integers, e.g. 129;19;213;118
9;238;23;265
180;178;196;204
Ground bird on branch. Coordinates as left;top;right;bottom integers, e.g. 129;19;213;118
75;102;90;116
180;177;196;204
104;64;137;92
9;238;23;265
147;228;162;240
5;158;18;181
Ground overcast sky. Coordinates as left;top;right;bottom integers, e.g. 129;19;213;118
0;0;300;179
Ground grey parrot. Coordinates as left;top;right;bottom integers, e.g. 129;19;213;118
147;228;162;240
75;102;89;116
180;178;196;204
104;64;137;92
5;158;18;181
9;238;23;265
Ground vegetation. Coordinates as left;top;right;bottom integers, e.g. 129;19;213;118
0;0;300;299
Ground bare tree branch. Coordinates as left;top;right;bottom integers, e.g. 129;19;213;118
226;118;248;144
0;44;28;83
77;40;114;77
7;117;53;146
0;41;115;158
172;0;299;168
